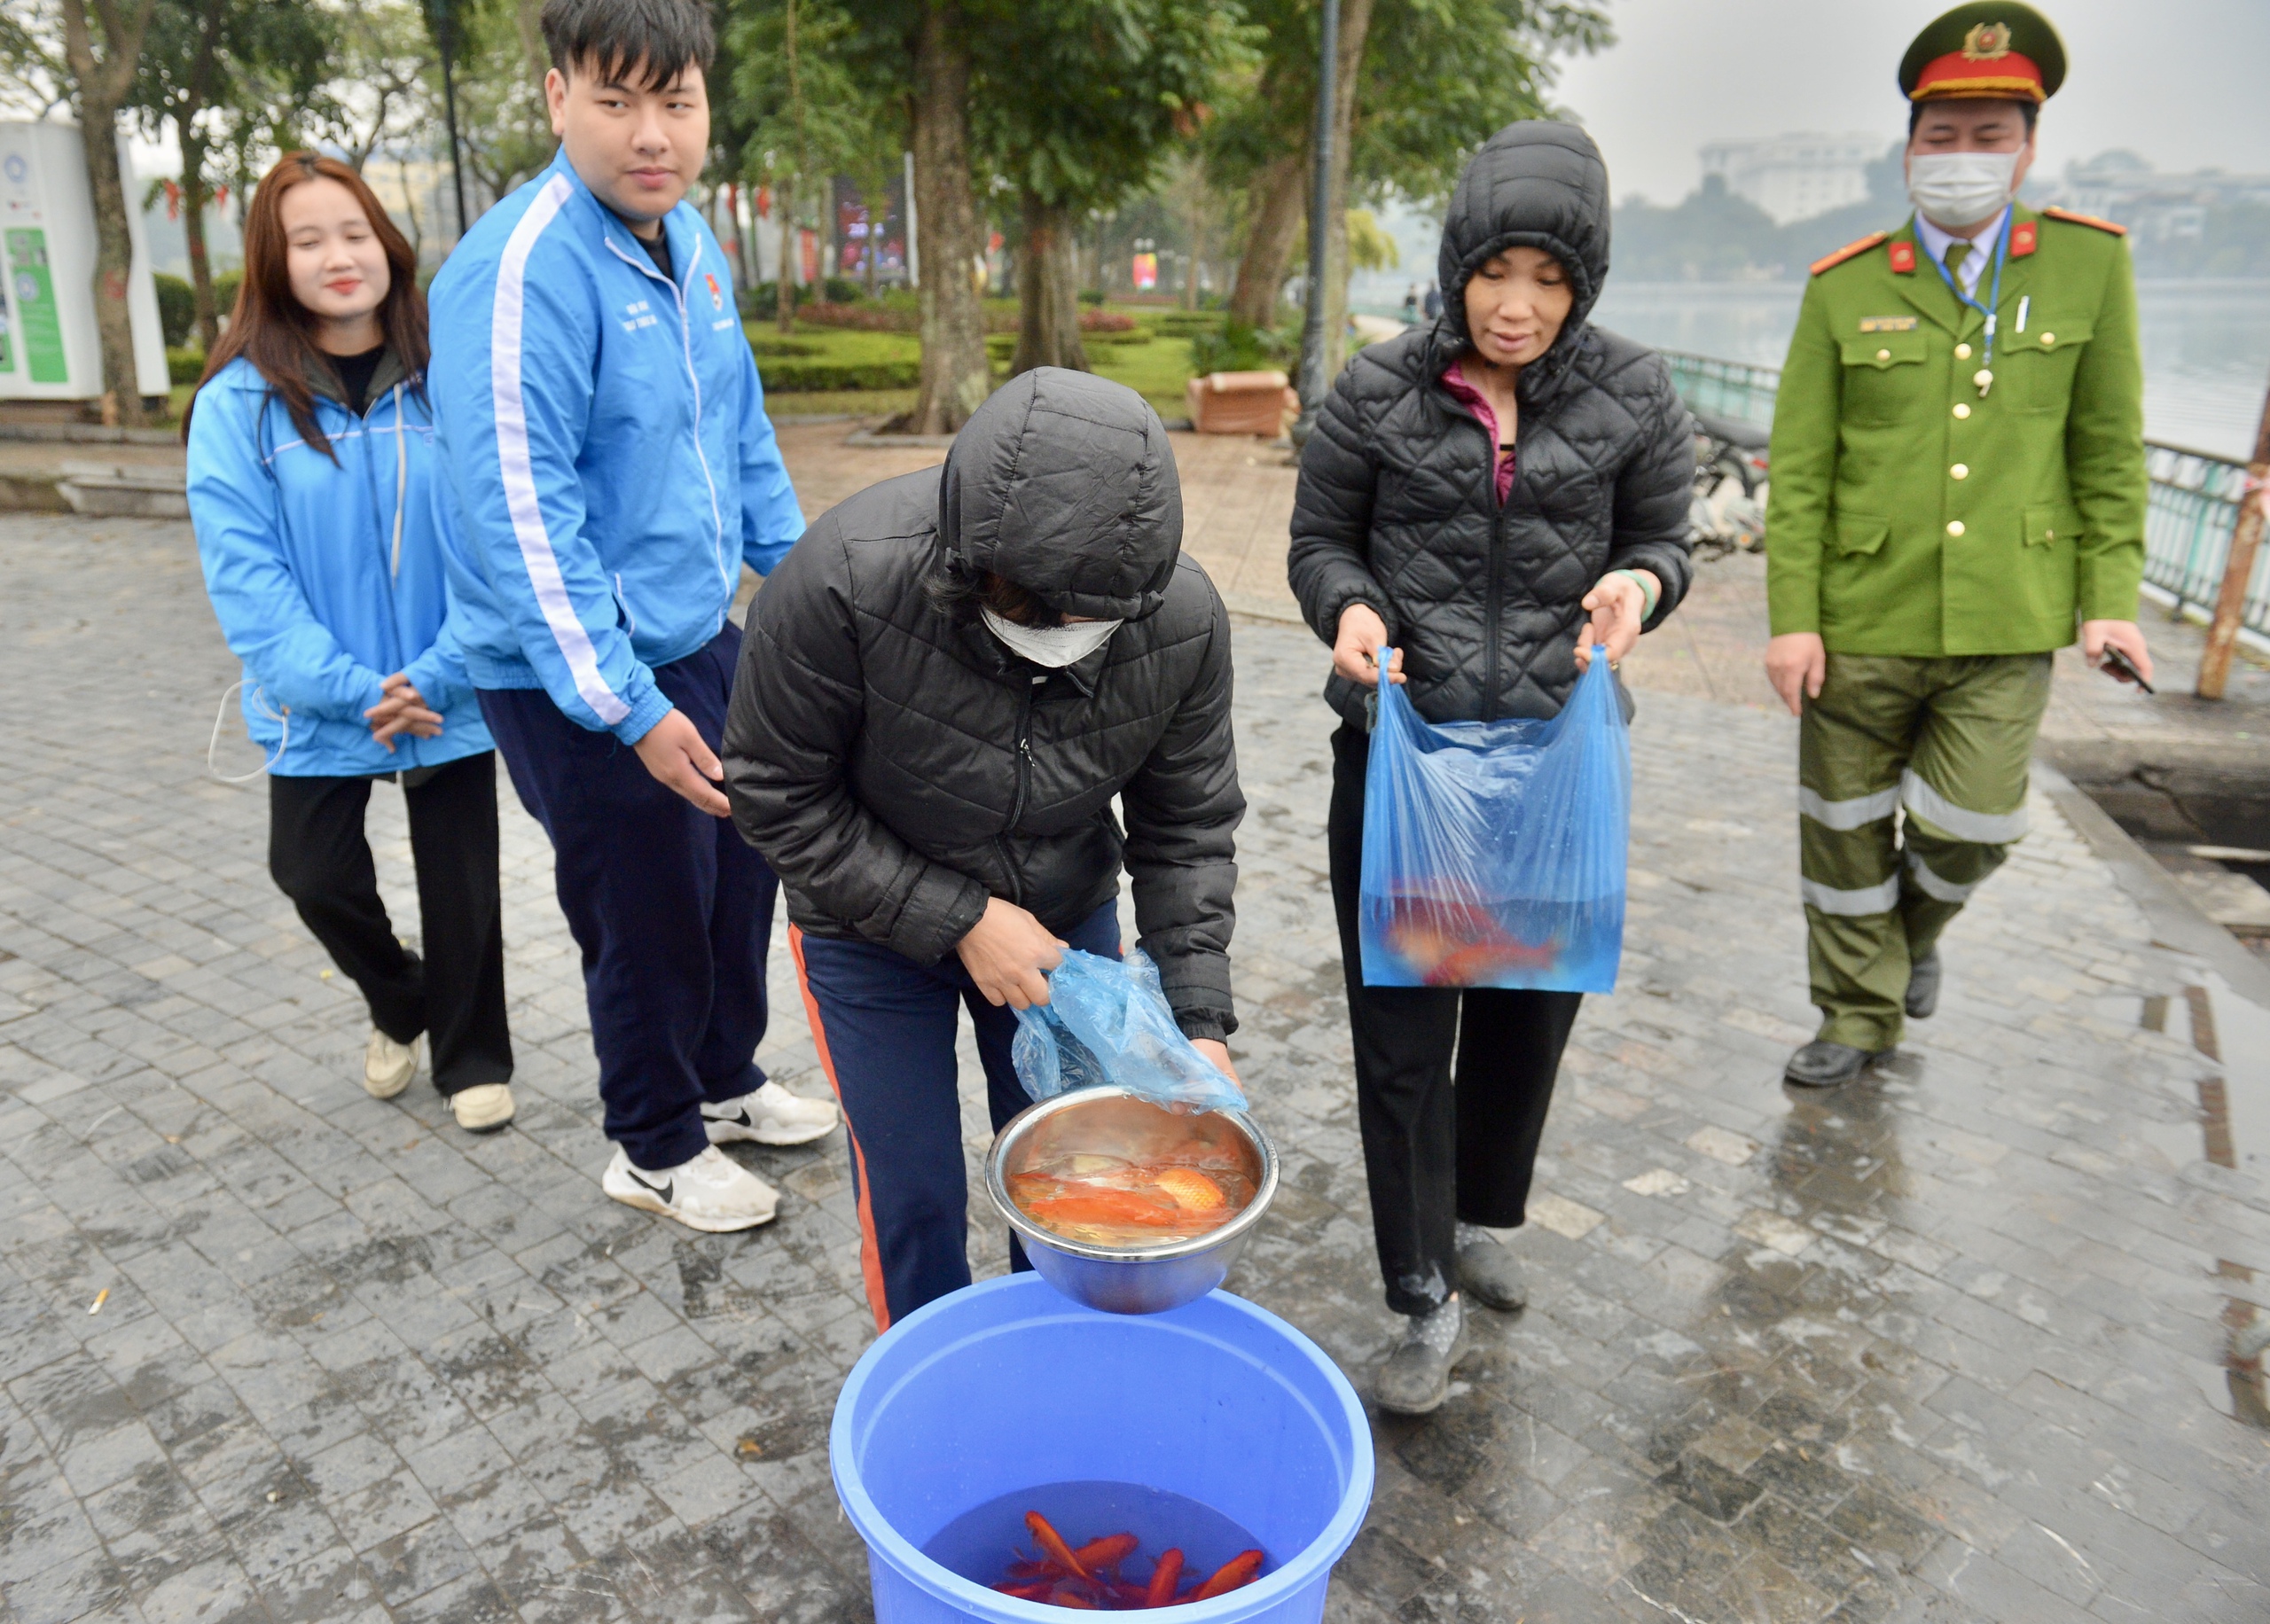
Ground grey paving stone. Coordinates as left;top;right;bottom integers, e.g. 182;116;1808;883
6;511;2270;1622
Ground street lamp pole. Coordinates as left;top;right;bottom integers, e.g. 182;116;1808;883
1292;0;1340;446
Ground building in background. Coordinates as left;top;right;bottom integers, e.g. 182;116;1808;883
2047;151;2270;262
1698;133;1884;225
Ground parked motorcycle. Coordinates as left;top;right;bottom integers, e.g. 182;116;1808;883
1689;408;1769;559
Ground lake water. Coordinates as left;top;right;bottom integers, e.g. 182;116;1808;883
1586;280;2270;461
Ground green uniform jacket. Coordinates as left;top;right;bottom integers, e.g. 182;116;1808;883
1765;205;2147;654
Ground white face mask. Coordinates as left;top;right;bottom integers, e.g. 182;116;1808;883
1907;151;2021;231
982;607;1123;668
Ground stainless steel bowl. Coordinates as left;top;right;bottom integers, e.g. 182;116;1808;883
983;1086;1279;1316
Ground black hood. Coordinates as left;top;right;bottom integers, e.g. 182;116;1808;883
1436;121;1611;379
936;367;1184;622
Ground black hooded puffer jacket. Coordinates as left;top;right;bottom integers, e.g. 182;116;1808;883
722;369;1243;1039
1288;121;1696;727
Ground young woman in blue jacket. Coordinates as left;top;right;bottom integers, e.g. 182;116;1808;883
187;152;514;1134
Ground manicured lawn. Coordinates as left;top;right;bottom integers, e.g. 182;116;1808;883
750;304;1206;425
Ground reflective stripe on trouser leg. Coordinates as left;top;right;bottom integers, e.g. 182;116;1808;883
1798;655;1927;1051
1896;652;2052;960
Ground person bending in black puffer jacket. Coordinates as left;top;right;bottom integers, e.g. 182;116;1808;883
1288;121;1695;1416
722;369;1243;1332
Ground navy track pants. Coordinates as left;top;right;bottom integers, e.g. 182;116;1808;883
791;902;1121;1331
478;625;776;1171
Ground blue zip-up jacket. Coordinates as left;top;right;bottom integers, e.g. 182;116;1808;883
427;150;804;743
188;353;490;777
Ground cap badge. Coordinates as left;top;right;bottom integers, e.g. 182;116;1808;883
1962;21;2012;60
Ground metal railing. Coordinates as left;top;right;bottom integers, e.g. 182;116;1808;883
1658;350;2266;638
1663;352;1782;427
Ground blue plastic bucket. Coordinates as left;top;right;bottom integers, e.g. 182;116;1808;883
830;1275;1374;1621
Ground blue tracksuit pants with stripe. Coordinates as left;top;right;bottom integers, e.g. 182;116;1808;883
792;902;1121;1331
479;624;777;1170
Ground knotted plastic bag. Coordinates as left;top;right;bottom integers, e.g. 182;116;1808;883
1358;647;1630;992
1012;948;1248;1114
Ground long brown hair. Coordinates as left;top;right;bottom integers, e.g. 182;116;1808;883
184;152;427;461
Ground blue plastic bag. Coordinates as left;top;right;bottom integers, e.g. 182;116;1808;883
1012;948;1248;1114
1358;647;1630;992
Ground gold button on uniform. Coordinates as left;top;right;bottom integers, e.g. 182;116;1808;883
1946;520;1965;537
1955;343;1972;360
1951;464;1969;480
1953;402;1971;419
2040;332;2055;347
1876;348;1891;361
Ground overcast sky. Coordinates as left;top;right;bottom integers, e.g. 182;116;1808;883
1552;0;2270;205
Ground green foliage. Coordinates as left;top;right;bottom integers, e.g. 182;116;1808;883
168;347;207;386
973;0;1257;218
1187;315;1294;376
214;269;243;314
153;274;196;348
1204;0;1611;206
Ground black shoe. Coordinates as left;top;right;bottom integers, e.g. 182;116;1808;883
1784;1041;1880;1089
1457;1236;1529;1311
1905;949;1941;1019
1375;1306;1470;1417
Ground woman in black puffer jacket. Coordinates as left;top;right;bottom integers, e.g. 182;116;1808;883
1288;121;1694;1415
724;369;1242;1333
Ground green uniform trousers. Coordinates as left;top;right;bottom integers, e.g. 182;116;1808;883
1798;652;2054;1050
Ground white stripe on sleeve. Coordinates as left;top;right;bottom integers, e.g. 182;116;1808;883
492;175;630;727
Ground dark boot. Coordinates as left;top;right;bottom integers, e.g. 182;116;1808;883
1784;1041;1881;1089
1905;948;1941;1019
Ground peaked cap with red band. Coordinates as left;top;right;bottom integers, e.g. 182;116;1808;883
1899;2;2066;105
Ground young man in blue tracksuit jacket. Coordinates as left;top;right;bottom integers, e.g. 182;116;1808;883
428;0;835;1231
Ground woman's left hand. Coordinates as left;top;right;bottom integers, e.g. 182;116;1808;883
1573;570;1658;674
1191;1038;1239;1084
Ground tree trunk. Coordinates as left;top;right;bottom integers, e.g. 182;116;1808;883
776;182;798;334
60;0;155;426
184;159;217;354
1009;192;1088;377
1227;151;1304;329
904;1;990;434
1319;0;1378;386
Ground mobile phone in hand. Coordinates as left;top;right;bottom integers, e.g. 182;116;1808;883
2098;644;2155;694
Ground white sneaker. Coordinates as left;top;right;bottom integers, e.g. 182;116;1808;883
702;1081;839;1146
450;1083;515;1134
602;1145;779;1232
364;1030;419;1099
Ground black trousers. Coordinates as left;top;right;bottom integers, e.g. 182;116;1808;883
268;752;513;1095
1327;723;1583;1317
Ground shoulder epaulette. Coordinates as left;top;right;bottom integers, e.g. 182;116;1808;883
2041;207;2127;236
1810;231;1890;276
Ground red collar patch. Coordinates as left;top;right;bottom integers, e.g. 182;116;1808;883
1888;239;1916;274
2010;220;2038;257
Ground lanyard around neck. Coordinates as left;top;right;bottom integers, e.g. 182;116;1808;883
1925;210;2012;371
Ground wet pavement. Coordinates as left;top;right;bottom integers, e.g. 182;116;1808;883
4;504;2269;1624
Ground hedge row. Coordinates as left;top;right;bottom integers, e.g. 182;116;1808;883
755;357;921;393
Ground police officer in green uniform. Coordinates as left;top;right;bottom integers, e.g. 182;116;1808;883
1763;2;2155;1088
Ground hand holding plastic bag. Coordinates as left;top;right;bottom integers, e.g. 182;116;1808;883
1012;948;1248;1114
1359;646;1630;992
